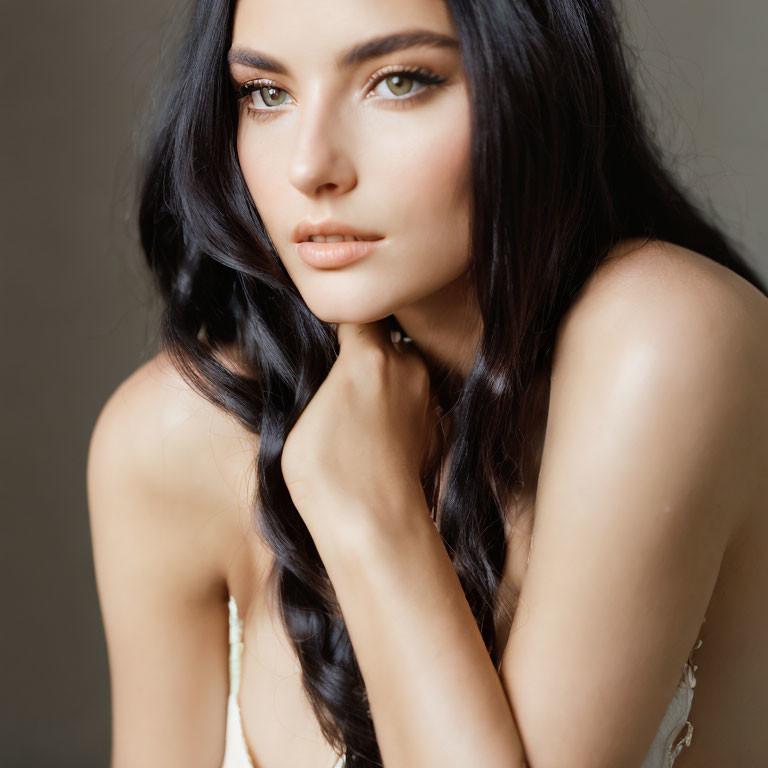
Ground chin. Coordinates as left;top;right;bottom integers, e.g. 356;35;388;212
310;306;393;326
298;287;399;327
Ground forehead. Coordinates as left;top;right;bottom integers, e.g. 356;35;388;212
231;0;458;72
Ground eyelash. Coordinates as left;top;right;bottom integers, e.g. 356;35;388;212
233;65;447;122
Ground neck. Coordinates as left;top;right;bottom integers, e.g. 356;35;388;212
392;270;483;401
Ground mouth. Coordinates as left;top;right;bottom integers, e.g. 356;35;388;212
296;236;386;269
302;234;384;243
292;218;384;244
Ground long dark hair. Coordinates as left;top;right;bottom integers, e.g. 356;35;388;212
137;1;767;764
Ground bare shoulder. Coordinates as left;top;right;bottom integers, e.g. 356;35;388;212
87;348;264;594
86;350;266;765
499;239;768;765
563;236;768;352
556;237;768;393
551;236;768;529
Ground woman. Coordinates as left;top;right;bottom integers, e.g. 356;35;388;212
86;0;768;766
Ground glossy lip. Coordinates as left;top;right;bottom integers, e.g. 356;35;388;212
292;218;383;243
296;238;385;269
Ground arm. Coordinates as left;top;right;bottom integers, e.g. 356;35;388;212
311;490;525;767
294;253;764;767
495;255;763;767
87;353;257;768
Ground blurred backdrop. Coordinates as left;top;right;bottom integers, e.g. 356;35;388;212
1;1;765;765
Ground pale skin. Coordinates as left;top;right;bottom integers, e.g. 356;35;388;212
87;0;768;766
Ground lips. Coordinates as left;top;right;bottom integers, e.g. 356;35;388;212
296;237;385;269
292;218;383;244
304;234;376;243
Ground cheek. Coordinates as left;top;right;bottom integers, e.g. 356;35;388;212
371;94;473;277
236;121;284;217
373;108;471;223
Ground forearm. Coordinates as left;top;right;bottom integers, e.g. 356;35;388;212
308;489;526;768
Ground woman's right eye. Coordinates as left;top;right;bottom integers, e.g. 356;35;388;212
237;80;295;119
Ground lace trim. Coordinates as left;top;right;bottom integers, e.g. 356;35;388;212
665;635;703;766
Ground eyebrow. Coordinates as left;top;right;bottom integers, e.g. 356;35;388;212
227;29;460;76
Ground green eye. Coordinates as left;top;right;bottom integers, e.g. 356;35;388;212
369;67;446;102
383;74;416;97
259;85;288;107
236;79;295;112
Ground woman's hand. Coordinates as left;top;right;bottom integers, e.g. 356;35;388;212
280;319;443;538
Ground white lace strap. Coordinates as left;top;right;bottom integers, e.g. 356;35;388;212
228;595;244;697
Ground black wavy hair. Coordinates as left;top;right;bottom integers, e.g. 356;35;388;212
137;1;767;764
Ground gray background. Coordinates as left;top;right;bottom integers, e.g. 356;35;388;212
1;1;765;765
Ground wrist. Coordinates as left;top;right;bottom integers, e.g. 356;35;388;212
304;482;434;563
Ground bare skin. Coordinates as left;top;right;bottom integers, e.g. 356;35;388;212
88;0;767;763
89;239;768;767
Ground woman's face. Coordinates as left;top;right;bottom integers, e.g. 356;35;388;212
229;0;473;324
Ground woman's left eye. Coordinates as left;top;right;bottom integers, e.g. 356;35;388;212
235;66;446;121
367;67;446;102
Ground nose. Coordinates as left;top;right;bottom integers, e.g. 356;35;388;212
288;98;357;198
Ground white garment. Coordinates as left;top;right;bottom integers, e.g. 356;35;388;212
220;596;345;768
221;595;702;768
640;633;703;767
